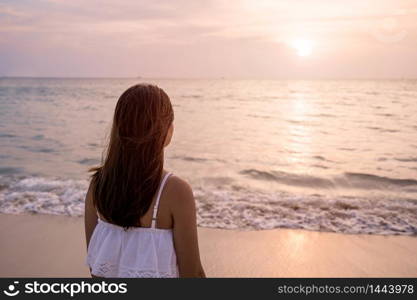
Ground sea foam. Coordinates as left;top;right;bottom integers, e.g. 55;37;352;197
1;175;416;236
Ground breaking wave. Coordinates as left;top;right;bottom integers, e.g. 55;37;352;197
240;169;417;190
0;175;416;236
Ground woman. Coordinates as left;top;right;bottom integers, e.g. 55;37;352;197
84;84;205;278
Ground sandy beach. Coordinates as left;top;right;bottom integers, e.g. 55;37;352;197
0;213;416;277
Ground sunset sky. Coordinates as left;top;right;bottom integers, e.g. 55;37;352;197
1;0;416;78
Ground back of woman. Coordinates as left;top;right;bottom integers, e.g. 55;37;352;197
84;84;205;278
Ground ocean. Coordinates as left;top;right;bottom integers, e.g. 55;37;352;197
0;78;416;235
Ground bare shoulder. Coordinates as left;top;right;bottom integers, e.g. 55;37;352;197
164;175;195;210
165;175;194;198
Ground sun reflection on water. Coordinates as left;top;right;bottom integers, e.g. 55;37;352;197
284;84;315;173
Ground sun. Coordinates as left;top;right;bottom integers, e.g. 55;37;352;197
292;39;313;57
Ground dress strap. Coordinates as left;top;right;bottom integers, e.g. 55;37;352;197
151;172;172;228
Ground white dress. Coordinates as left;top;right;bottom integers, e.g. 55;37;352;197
85;172;179;277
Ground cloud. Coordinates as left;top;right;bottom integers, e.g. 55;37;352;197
0;0;416;77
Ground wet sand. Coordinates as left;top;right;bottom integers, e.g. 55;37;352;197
0;213;416;277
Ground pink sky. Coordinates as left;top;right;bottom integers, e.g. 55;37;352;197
0;0;416;78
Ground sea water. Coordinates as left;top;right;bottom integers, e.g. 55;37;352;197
0;78;416;235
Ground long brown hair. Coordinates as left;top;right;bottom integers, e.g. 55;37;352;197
90;84;174;228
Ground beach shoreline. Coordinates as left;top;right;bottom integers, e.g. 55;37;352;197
0;213;416;277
